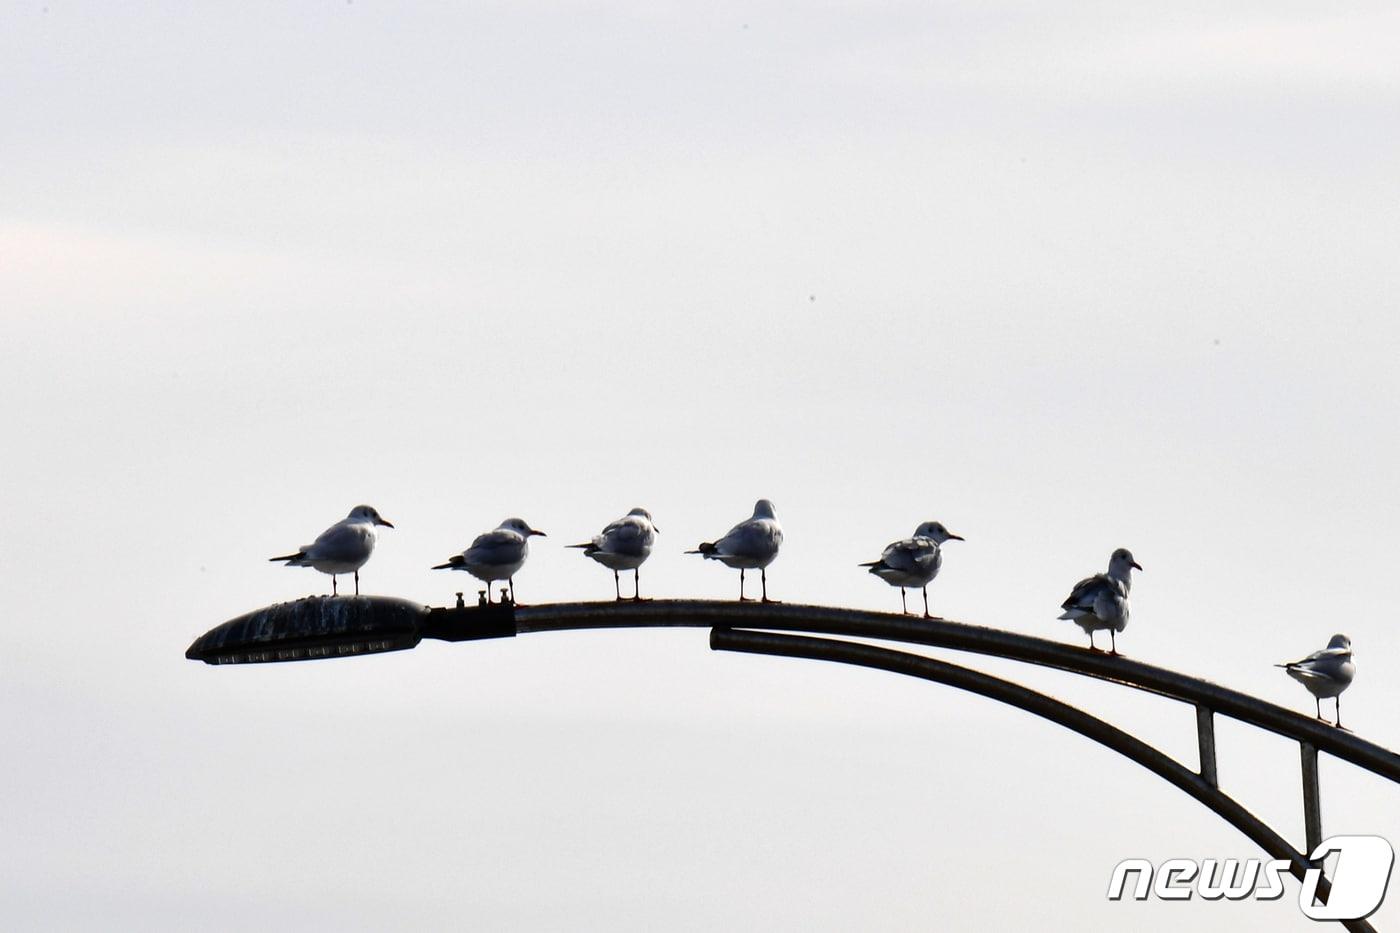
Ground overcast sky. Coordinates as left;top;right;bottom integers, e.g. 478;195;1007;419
3;2;1399;930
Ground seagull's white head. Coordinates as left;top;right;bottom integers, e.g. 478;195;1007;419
1108;548;1142;577
348;505;394;528
753;499;777;519
914;521;964;544
1327;634;1352;653
627;507;658;532
501;517;546;537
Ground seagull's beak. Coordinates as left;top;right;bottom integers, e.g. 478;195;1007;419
947;533;965;541
1131;561;1143;571
653;526;661;534
379;519;395;528
530;529;547;537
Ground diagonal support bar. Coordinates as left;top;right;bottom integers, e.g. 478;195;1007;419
1301;741;1322;855
1196;704;1218;788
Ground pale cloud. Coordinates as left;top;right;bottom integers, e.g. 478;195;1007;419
819;5;1400;102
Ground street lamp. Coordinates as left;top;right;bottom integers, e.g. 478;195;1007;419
184;594;517;665
184;594;1399;931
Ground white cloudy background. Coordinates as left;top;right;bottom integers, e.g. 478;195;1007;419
3;2;1398;930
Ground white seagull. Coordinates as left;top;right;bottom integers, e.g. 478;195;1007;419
687;499;783;602
1277;634;1355;727
1057;548;1142;654
432;517;546;604
567;508;658;601
268;504;394;596
860;521;964;618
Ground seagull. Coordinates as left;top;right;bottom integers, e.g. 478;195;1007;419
1277;634;1355;727
860;521;964;618
567;508;658;600
432;518;545;604
687;499;783;602
1057;548;1142;654
268;504;394;596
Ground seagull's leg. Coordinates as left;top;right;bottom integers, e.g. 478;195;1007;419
354;570;360;596
761;567;774;603
1087;631;1097;651
739;569;749;601
922;586;931;620
1315;697;1322;720
483;584;492;604
508;578;516;604
614;570;621;601
633;568;643;601
332;575;338;596
900;587;908;615
1335;696;1343;729
1109;630;1118;656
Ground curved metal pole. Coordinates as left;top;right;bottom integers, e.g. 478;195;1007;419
511;601;1400;783
710;627;1375;933
188;597;1395;926
187;597;1400;782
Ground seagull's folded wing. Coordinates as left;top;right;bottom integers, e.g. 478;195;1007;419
466;529;526;565
1287;665;1334;683
717;519;780;558
1061;574;1107;610
601;518;650;556
307;522;371;562
879;539;932;574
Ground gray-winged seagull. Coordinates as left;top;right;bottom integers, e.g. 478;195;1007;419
860;521;964;618
1277;634;1355;727
568;508;658;600
1057;548;1142;654
269;504;394;596
433;517;546;604
687;499;783;602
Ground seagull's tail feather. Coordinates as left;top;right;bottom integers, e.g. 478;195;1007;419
269;552;305;563
431;556;465;570
685;542;718;556
1057;609;1086;621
